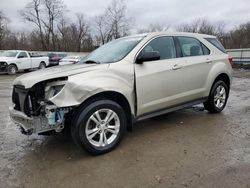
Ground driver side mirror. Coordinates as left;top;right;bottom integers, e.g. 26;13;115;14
18;55;25;58
136;51;160;64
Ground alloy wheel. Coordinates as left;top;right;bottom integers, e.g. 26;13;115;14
214;85;226;109
85;109;120;147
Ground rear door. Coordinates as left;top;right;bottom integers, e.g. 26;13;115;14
135;36;187;115
176;36;212;101
16;51;31;70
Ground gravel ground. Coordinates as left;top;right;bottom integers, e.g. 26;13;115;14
0;69;250;188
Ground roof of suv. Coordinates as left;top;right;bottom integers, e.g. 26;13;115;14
126;32;216;39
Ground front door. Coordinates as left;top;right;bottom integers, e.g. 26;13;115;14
135;36;187;116
16;52;31;70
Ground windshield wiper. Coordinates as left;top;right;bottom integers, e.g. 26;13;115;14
84;60;101;64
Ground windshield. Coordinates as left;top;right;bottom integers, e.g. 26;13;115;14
2;51;18;57
84;36;144;64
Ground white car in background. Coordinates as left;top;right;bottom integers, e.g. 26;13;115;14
0;50;49;74
59;56;86;65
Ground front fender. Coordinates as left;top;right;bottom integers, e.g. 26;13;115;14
50;68;135;114
6;60;17;67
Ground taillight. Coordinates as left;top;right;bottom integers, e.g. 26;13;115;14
228;56;233;66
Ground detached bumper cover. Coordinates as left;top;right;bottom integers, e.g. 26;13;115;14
9;106;64;134
9;106;34;132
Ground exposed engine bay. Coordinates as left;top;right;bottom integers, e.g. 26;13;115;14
11;77;72;135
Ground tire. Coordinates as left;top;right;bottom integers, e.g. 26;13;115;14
204;80;229;113
39;62;46;69
7;65;17;75
71;99;126;155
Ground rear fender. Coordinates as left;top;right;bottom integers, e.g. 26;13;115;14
205;61;232;96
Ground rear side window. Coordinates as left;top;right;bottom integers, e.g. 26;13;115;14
141;36;176;60
205;38;226;53
177;37;205;57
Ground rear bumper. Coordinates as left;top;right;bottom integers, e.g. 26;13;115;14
9;106;34;133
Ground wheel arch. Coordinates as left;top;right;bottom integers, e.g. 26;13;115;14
213;73;230;90
8;63;18;70
70;91;134;131
205;72;231;98
205;61;232;96
40;61;46;67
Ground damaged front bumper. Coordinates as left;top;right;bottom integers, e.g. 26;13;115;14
9;107;34;134
9;106;66;135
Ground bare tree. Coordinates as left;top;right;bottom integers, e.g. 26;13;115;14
20;0;46;50
94;14;112;45
42;0;64;50
94;0;132;45
20;0;65;50
137;23;170;34
227;22;250;48
106;0;130;39
70;13;89;51
176;18;225;36
57;15;70;51
57;13;92;52
0;11;8;50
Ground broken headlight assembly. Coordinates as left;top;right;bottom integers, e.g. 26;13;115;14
43;80;69;129
45;80;67;100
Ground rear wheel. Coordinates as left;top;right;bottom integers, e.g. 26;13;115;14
71;99;126;155
39;62;46;69
204;80;229;113
7;65;17;75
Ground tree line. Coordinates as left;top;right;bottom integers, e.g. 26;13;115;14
0;0;250;52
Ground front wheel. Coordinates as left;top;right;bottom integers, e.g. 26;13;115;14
71;99;126;155
204;80;229;113
7;65;17;75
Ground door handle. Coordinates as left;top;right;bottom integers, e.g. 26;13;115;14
205;59;212;64
172;64;182;70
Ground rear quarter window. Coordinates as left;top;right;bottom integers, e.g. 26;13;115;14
205;38;226;53
177;37;205;57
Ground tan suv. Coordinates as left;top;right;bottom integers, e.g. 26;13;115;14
10;32;232;154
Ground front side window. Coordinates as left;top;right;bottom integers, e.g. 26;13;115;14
140;36;176;60
178;37;205;57
18;52;28;58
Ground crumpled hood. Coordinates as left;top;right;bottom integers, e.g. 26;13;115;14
14;64;109;88
0;57;16;61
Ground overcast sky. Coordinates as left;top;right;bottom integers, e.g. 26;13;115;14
1;0;250;32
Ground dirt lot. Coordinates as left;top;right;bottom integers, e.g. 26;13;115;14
0;69;250;188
